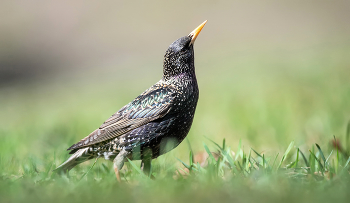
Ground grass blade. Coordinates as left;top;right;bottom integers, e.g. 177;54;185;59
223;138;226;150
325;150;333;165
315;143;326;166
309;150;324;174
251;148;263;158
79;158;98;181
293;148;299;168
189;150;193;168
126;158;143;174
277;141;294;169
203;142;217;163
335;136;339;173
176;157;191;169
251;148;269;169
299;149;309;167
205;136;223;151
341;156;350;172
246;149;251;171
346;120;350;155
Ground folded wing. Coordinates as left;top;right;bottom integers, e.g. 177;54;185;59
67;83;176;152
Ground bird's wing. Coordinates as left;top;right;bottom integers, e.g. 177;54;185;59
67;83;176;151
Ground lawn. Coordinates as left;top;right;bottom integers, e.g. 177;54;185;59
1;35;350;202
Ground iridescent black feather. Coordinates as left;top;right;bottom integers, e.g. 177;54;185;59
55;24;203;174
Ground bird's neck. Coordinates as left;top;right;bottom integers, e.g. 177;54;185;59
162;69;196;82
162;50;196;81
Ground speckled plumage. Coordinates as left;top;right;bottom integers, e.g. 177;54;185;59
55;21;206;178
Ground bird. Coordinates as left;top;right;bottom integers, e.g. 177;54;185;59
54;20;207;181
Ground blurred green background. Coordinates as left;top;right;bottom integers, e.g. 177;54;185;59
1;1;350;201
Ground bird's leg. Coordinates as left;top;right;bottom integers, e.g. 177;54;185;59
114;167;121;182
113;149;129;182
140;148;154;179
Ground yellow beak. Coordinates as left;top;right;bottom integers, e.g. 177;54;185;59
188;20;207;45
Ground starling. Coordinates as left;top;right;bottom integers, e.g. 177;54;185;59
55;20;207;181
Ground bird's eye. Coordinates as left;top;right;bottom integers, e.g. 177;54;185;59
180;47;187;53
180;42;190;51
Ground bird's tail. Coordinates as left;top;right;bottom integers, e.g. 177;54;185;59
54;147;94;174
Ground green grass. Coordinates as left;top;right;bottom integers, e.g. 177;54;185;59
1;44;350;202
1;137;350;202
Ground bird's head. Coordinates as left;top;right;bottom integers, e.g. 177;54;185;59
163;21;207;80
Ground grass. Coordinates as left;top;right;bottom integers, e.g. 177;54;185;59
1;43;350;202
1;137;350;202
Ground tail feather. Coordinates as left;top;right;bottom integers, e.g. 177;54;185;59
54;147;94;174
